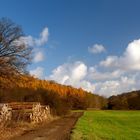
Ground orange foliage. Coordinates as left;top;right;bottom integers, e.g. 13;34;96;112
0;75;107;115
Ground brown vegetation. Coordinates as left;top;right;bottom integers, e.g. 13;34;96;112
108;90;140;110
0;75;107;115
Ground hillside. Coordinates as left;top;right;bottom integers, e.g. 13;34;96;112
0;75;107;115
108;90;140;110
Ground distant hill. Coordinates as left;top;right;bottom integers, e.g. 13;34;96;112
108;90;140;110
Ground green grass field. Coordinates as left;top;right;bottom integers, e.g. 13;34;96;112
71;110;140;140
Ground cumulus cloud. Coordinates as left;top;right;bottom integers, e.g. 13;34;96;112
100;56;119;67
47;61;127;94
49;61;87;84
47;60;140;97
88;44;106;54
100;39;140;70
15;27;49;47
13;27;49;63
33;52;45;63
94;74;139;97
48;61;95;92
30;67;44;78
35;27;49;46
88;67;123;81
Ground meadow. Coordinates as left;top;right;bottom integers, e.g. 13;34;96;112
71;110;140;140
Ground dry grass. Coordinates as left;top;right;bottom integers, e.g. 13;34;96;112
0;122;31;140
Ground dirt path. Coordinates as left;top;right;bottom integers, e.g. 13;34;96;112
10;112;83;140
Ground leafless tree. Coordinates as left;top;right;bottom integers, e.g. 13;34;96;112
0;18;32;76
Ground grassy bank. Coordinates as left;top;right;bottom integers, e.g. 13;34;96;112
71;110;140;140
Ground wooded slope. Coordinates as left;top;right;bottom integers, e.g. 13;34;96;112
0;75;107;115
108;90;140;110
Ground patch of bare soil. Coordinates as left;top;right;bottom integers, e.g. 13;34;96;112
10;112;83;140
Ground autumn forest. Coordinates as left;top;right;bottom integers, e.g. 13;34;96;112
0;18;140;116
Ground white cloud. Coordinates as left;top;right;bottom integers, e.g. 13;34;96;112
95;81;120;97
30;67;44;78
33;52;44;63
13;27;49;64
88;67;123;81
15;27;49;47
100;56;119;67
49;61;87;84
94;74;139;97
47;59;140;97
35;27;49;46
100;39;140;71
88;44;106;54
47;61;127;94
75;80;95;92
48;61;95;92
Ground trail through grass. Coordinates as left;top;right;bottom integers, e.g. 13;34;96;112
71;110;140;140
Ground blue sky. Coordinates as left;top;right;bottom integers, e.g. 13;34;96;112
1;0;140;96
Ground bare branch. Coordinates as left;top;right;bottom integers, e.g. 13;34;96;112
0;18;32;76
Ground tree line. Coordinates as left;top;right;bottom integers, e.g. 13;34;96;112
108;90;140;110
0;75;107;115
